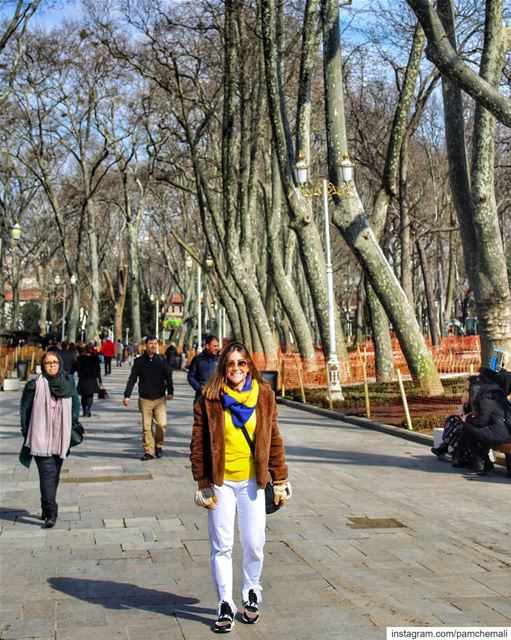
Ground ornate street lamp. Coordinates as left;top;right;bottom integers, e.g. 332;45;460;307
292;154;356;401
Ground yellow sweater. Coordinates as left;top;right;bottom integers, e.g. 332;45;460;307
223;408;256;480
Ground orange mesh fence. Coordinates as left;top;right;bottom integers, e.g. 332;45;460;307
251;336;482;433
252;336;481;390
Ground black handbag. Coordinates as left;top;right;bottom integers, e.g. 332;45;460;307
98;385;109;399
238;425;281;514
70;422;85;447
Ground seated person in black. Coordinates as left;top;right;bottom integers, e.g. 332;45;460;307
454;369;511;476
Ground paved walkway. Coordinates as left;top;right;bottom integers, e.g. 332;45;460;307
1;365;510;640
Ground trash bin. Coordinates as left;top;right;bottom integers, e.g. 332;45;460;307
260;370;278;394
17;360;29;381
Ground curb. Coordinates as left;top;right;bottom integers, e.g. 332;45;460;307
277;397;433;446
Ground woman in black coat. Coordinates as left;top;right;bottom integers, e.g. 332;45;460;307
455;370;511;475
76;344;101;417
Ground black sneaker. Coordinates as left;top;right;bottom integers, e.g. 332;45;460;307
155;447;163;458
242;589;259;624
465;457;487;476
140;453;154;461
213;601;235;633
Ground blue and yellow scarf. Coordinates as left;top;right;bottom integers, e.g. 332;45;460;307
221;377;259;426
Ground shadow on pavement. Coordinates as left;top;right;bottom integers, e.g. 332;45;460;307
285;445;511;482
48;577;215;626
0;507;42;525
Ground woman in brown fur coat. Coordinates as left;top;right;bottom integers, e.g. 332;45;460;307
190;341;291;633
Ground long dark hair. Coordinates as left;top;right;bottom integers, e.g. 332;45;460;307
203;341;263;400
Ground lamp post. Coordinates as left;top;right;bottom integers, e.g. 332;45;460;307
54;274;67;342
150;293;165;342
186;255;214;350
293;155;355;401
9;222;22;330
69;273;77;342
201;255;214;346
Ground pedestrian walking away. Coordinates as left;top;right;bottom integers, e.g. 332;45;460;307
76;343;102;417
187;334;220;402
18;352;80;528
165;341;179;370
127;340;137;366
116;339;124;367
123;336;174;460
101;337;115;375
190;341;292;633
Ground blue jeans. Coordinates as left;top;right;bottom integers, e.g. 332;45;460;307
34;455;64;520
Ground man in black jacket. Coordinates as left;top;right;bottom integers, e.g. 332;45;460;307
187;335;220;401
123;337;174;460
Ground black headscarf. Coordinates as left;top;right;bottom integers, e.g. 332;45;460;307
42;352;75;398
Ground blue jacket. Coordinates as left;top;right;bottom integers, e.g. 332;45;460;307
187;349;220;400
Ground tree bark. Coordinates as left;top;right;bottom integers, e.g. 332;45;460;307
438;0;511;362
263;156;316;362
406;0;511;127
417;237;440;346
321;0;442;393
104;266;128;343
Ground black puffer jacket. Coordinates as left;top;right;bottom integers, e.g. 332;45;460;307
465;372;511;445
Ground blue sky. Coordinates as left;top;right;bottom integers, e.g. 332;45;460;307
32;0;83;26
32;0;370;27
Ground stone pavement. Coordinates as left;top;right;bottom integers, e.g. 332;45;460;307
1;365;510;640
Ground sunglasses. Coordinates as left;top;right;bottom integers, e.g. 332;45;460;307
225;359;248;370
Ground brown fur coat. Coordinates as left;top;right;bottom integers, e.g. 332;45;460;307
190;382;288;489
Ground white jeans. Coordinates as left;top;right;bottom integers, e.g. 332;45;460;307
208;479;266;613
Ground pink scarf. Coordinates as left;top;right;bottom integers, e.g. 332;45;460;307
25;375;72;458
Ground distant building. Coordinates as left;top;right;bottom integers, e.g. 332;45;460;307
166;294;183;319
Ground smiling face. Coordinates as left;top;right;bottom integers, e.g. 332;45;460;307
224;350;249;391
43;354;60;377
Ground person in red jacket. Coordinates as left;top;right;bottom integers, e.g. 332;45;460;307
100;338;115;376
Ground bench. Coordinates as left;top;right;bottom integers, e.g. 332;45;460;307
492;443;511;478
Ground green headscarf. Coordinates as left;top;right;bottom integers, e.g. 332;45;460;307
42;352;75;398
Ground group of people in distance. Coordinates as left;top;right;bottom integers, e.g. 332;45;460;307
18;335;291;633
432;366;511;476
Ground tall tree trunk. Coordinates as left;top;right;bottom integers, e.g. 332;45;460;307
38;261;48;336
224;0;276;365
438;0;511;363
399;140;414;304
321;0;442;393
355;277;366;347
366;283;394;381
264;159;315;362
417;237;440;346
85;200;100;341
444;220;457;326
68;284;79;343
127;223;142;343
104;266;127;343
